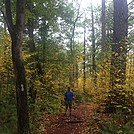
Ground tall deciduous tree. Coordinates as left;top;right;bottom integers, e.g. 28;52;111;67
69;1;81;87
2;0;29;133
110;0;128;89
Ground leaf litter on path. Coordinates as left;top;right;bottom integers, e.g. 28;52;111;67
44;103;99;134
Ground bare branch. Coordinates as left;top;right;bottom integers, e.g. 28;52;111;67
128;0;134;6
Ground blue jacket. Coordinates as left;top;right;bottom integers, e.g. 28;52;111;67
64;90;74;102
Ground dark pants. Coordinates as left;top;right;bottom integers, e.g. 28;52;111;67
65;100;72;115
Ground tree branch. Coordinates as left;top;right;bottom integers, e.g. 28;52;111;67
128;0;134;6
0;6;14;32
5;0;14;33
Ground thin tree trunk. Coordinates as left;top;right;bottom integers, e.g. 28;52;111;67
27;2;43;79
27;1;35;52
91;1;96;86
83;15;86;93
101;0;106;51
75;61;78;88
69;1;81;86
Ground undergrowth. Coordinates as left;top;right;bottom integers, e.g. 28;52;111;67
86;87;134;134
0;102;17;134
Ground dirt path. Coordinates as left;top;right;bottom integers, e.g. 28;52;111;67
44;103;99;134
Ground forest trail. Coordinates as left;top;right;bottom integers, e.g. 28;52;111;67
44;103;100;134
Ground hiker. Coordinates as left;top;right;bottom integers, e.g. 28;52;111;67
64;85;74;116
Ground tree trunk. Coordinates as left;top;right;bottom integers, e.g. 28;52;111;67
27;20;35;52
27;1;35;52
69;2;81;86
91;1;96;86
101;0;106;51
5;0;29;133
110;0;128;89
83;15;86;93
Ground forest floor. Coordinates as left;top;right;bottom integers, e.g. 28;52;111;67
43;103;108;134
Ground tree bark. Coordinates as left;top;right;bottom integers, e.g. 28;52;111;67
110;0;128;89
5;0;29;133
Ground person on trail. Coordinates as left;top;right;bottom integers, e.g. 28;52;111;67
64;86;74;116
